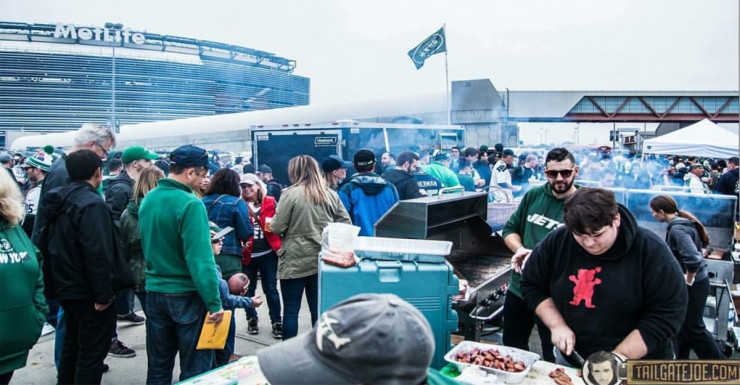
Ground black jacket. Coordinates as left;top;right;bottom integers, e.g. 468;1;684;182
39;181;133;303
105;170;135;223
265;179;282;202
31;156;69;245
383;168;423;200
715;168;738;195
521;204;687;359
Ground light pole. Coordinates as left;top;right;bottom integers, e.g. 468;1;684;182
105;22;123;133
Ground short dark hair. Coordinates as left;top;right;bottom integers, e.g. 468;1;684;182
545;147;576;165
564;188;618;235
243;163;256;174
66;149;102;181
108;158;122;173
587;351;618;385
396;151;419;167
463;147;479;158
729;157;739;166
205;168;241;197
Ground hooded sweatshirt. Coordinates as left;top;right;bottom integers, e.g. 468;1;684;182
41;181;134;302
105;170;135;223
338;173;399;236
502;183;571;298
520;205;687;359
666;217;708;282
383;168;423;200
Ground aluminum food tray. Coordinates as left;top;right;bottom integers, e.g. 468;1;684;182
353;237;452;263
444;341;540;384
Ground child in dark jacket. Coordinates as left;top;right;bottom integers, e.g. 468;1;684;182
210;223;263;368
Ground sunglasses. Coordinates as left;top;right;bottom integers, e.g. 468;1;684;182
544;169;574;179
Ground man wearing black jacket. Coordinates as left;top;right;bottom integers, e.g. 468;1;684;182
42;149;133;384
106;146;158;225
383;151;424;200
521;188;686;361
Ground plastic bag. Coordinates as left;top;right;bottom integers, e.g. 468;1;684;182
321;223;361;268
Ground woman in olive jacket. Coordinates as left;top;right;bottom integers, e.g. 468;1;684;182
0;169;48;384
271;155;351;340
119;166;164;316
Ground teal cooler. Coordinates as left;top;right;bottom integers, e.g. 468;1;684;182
319;258;459;369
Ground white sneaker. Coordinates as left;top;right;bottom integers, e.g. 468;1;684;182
41;322;55;336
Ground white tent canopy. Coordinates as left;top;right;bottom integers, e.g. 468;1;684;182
644;119;739;158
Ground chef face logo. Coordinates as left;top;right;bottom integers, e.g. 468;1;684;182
0;239;13;252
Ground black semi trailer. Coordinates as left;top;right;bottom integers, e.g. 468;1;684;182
251;121;465;186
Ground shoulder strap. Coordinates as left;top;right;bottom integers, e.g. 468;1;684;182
207;194;227;215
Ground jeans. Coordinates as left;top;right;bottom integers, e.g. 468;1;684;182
116;289;135;316
676;277;724;359
57;298;116;385
214;311;237;368
46;298;60;327
243;252;282;323
145;291;213;385
502;292;555;363
280;274;318;340
54;307;66;369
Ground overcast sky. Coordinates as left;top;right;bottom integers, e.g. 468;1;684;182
3;0;738;144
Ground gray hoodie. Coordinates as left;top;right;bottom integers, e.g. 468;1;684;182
666;217;708;282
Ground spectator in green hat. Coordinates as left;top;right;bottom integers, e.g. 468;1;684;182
106;146;159;224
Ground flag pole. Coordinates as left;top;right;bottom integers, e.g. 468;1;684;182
443;23;450;125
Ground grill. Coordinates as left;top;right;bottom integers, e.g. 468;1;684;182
375;187;513;340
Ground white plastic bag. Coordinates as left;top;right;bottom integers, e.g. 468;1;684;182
320;223;361;267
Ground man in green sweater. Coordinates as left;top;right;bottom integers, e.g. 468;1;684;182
501;147;579;363
139;145;224;384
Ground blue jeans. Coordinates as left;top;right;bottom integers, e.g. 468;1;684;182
280;274;318;340
145;291;213;385
243;252;281;323
54;306;66;369
116;289;135;316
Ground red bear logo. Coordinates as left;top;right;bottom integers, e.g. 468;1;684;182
568;267;601;308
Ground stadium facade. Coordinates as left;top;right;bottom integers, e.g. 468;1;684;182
0;21;310;147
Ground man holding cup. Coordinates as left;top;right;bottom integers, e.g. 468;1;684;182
239;173;283;339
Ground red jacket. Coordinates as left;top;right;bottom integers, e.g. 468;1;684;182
242;196;281;264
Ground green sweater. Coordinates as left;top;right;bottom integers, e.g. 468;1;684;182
0;223;48;375
139;179;222;313
422;162;460;188
502;183;569;298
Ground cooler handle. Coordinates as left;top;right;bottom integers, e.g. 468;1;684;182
437;186;465;199
375;260;403;283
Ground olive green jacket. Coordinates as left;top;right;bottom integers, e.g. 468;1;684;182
271;185;351;279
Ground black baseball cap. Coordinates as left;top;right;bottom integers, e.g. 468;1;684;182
502;149;515;157
169;145;209;168
257;164;273;174
353;149;375;167
322;155;352;172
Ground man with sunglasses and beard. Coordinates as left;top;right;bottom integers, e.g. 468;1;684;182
500;147;580;363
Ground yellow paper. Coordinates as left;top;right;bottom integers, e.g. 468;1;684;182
196;310;232;350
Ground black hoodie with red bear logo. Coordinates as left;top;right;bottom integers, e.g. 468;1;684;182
520;204;687;359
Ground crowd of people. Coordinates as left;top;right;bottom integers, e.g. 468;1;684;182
0;122;737;384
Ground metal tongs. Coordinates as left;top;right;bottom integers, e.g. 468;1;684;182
553;346;585;368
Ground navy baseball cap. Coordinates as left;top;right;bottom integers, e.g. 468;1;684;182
502;149;515;157
257;164;273;174
169;145;209;168
322;155;352;172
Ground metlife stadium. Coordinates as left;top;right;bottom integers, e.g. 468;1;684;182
0;22;309;146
